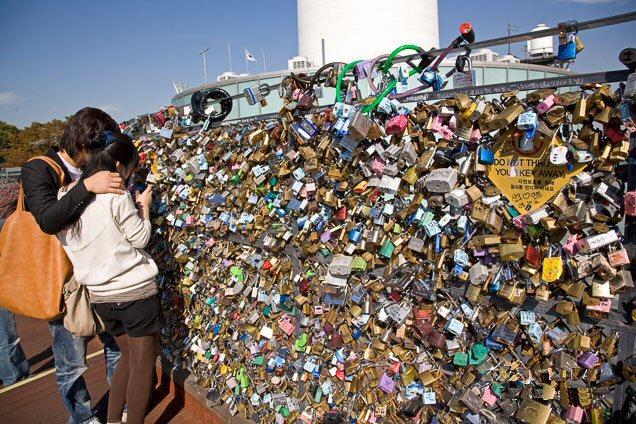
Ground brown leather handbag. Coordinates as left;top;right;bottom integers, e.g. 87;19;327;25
0;156;72;320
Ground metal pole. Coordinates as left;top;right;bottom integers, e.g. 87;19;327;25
382;11;636;68
263;50;267;73
198;48;209;85
245;48;249;75
321;38;326;66
174;12;636;106
227;41;233;73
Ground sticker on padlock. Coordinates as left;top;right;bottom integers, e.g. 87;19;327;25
453;55;476;89
542;244;563;283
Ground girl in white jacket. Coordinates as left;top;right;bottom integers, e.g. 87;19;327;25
58;131;161;424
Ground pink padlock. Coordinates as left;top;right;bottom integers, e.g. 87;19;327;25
440;125;455;141
372;157;385;175
469;127;482;144
563;235;579;256
481;387;498;407
536;94;555;115
432;115;445;133
512;215;526;229
565;405;584;423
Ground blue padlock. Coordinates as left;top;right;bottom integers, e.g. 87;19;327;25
485;336;505;351
478;145;495;165
418;68;436;85
557;35;577;61
349;226;363;243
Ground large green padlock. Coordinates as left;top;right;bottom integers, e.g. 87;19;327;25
380;240;395;259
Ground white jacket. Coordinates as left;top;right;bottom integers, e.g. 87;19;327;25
57;191;158;296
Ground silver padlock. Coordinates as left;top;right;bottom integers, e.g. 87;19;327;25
445;188;469;209
452;56;476;89
425;168;458;193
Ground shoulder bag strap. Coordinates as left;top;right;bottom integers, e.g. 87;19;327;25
18;155;69;212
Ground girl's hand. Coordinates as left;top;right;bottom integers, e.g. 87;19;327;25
135;185;153;208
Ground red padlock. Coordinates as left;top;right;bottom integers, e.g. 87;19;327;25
385;115;408;136
606;127;626;143
334;207;347;221
625;190;636;216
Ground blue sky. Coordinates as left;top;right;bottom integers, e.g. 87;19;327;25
0;0;635;127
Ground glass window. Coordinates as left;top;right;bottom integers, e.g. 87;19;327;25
509;68;528;82
220;82;240;121
529;70;545;81
171;94;191;108
258;76;284;115
484;67;507;85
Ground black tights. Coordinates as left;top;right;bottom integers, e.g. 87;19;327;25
107;332;158;424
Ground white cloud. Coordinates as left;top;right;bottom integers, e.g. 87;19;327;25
97;104;120;114
0;92;18;106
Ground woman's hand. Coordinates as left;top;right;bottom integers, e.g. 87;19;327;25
135;185;153;220
84;171;125;194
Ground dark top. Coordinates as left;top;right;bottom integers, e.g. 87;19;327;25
20;147;93;234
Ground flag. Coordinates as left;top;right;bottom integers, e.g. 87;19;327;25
245;49;257;62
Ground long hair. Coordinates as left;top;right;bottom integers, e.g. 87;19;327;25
60;107;120;162
67;131;139;236
79;131;139;182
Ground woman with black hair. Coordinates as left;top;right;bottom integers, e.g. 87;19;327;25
57;131;162;424
17;107;125;424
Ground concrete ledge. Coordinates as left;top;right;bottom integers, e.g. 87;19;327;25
156;356;254;424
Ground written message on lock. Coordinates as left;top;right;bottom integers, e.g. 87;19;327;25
487;138;585;213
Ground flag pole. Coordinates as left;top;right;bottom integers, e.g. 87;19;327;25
245;47;250;75
262;50;267;73
227;41;232;72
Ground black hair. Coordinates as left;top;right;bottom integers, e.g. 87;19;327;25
60;107;120;162
67;132;139;237
79;131;139;182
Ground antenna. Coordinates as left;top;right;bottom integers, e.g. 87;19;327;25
507;23;520;55
198;48;209;85
172;80;189;94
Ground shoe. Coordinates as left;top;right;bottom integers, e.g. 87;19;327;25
83;418;103;424
121;411;127;423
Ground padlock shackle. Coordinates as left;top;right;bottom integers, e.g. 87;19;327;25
366;54;391;96
360;45;426;113
336;60;363;103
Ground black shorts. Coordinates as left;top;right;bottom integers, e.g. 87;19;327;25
93;294;164;337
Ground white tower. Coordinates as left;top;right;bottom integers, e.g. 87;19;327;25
527;24;554;58
297;0;440;66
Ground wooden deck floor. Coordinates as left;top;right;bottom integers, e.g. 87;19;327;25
0;315;203;424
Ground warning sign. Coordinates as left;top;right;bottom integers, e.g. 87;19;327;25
487;138;586;213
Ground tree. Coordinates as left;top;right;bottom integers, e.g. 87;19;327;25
0;119;68;167
0;121;19;150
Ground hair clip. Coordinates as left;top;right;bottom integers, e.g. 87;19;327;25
102;130;118;147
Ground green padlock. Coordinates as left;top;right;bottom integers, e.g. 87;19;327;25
351;256;368;272
230;266;245;282
525;224;544;239
294;333;308;352
380;240;395;259
454;352;469;366
469;343;490;365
